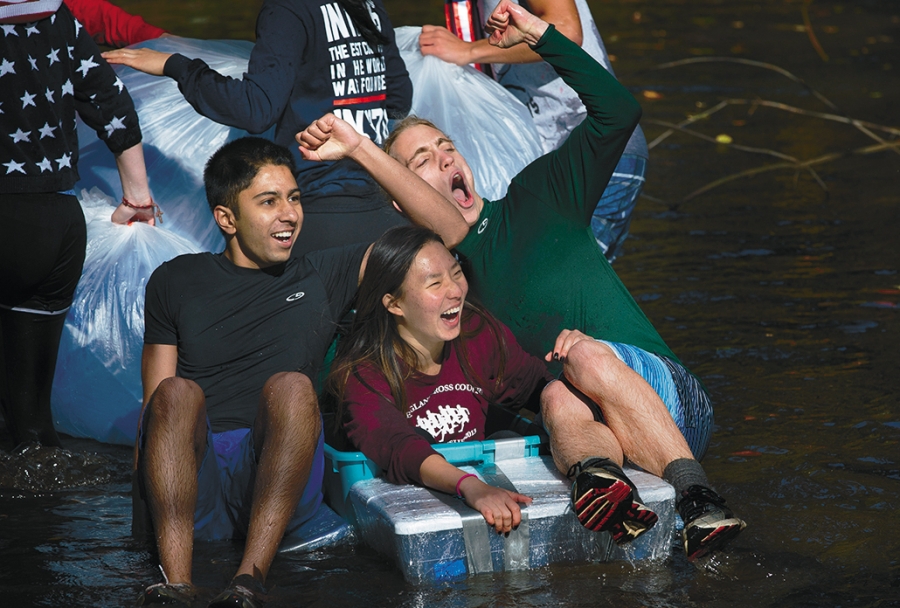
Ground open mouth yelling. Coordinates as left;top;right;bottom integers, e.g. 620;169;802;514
450;172;474;209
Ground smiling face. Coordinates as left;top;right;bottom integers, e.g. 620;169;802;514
384;241;469;366
389;124;484;227
216;164;303;269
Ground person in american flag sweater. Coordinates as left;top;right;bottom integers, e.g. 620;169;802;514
1;0;155;449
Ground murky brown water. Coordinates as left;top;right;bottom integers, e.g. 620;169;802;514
2;0;898;606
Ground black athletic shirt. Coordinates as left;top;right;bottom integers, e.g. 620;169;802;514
144;245;366;432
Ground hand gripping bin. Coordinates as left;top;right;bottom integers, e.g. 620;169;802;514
324;437;675;583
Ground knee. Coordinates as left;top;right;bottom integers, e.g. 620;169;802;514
262;372;319;422
564;340;620;387
540;379;593;427
147;377;204;425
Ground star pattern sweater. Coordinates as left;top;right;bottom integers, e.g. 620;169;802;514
0;5;141;194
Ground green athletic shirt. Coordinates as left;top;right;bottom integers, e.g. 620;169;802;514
455;25;678;367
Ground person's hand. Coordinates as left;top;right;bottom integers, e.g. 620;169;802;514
458;476;532;534
296;113;365;162
110;198;160;226
545;328;593;363
485;0;549;49
419;25;474;65
101;48;171;76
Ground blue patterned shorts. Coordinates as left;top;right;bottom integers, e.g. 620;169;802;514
594;340;713;460
591;154;647;262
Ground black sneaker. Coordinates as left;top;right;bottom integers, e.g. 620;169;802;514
568;457;635;533
207;574;267;608
609;494;659;545
677;485;746;561
135;582;199;606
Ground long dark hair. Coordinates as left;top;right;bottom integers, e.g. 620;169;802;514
327;225;508;421
337;0;389;49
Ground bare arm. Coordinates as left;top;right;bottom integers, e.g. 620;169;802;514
141;343;178;407
419;454;531;533
296;115;469;247
419;0;580;66
110;142;158;225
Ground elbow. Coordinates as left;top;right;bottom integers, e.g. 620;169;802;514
553;15;584;47
241;114;277;134
443;225;470;250
560;25;584;47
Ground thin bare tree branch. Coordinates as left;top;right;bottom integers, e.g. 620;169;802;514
650;57;840;111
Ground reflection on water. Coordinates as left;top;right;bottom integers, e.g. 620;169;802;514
0;443;112;492
2;0;898;606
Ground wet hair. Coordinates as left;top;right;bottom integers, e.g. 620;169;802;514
203;137;296;218
338;0;389;50
327;225;507;422
382;115;449;161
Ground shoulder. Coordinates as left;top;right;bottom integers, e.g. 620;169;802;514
157;251;217;273
461;309;506;351
345;361;391;398
457;200;501;255
148;252;217;285
302;242;367;277
259;0;313;19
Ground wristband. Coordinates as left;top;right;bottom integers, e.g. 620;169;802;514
122;196;163;224
455;473;477;498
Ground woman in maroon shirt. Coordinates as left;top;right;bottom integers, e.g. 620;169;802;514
328;225;553;534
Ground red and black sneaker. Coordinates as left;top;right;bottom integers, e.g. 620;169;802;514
609;495;659;545
677;485;746;561
567;457;636;533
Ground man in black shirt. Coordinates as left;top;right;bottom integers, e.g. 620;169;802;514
136;137;368;607
135;135;458;607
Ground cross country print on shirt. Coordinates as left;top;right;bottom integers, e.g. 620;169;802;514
321;0;390;144
406;382;483;443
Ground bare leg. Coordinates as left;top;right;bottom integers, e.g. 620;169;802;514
141;376;207;585
544;340;694;477
541;378;624;475
237;371;321;583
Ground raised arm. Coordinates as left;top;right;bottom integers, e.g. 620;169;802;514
296;114;469;247
420;0;581;66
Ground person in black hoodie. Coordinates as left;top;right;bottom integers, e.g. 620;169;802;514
104;0;413;255
1;0;155;450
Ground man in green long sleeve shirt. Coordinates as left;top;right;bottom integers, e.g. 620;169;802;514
296;0;744;561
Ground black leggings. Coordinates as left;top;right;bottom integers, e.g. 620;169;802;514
0;193;86;447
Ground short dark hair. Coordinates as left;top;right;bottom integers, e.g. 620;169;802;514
203;137;296;217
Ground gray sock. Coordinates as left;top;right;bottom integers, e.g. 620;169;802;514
662;458;710;497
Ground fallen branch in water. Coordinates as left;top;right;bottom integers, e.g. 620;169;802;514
650;57;839;112
644;139;898;210
642;54;898;209
647;98;900;155
802;0;829;62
